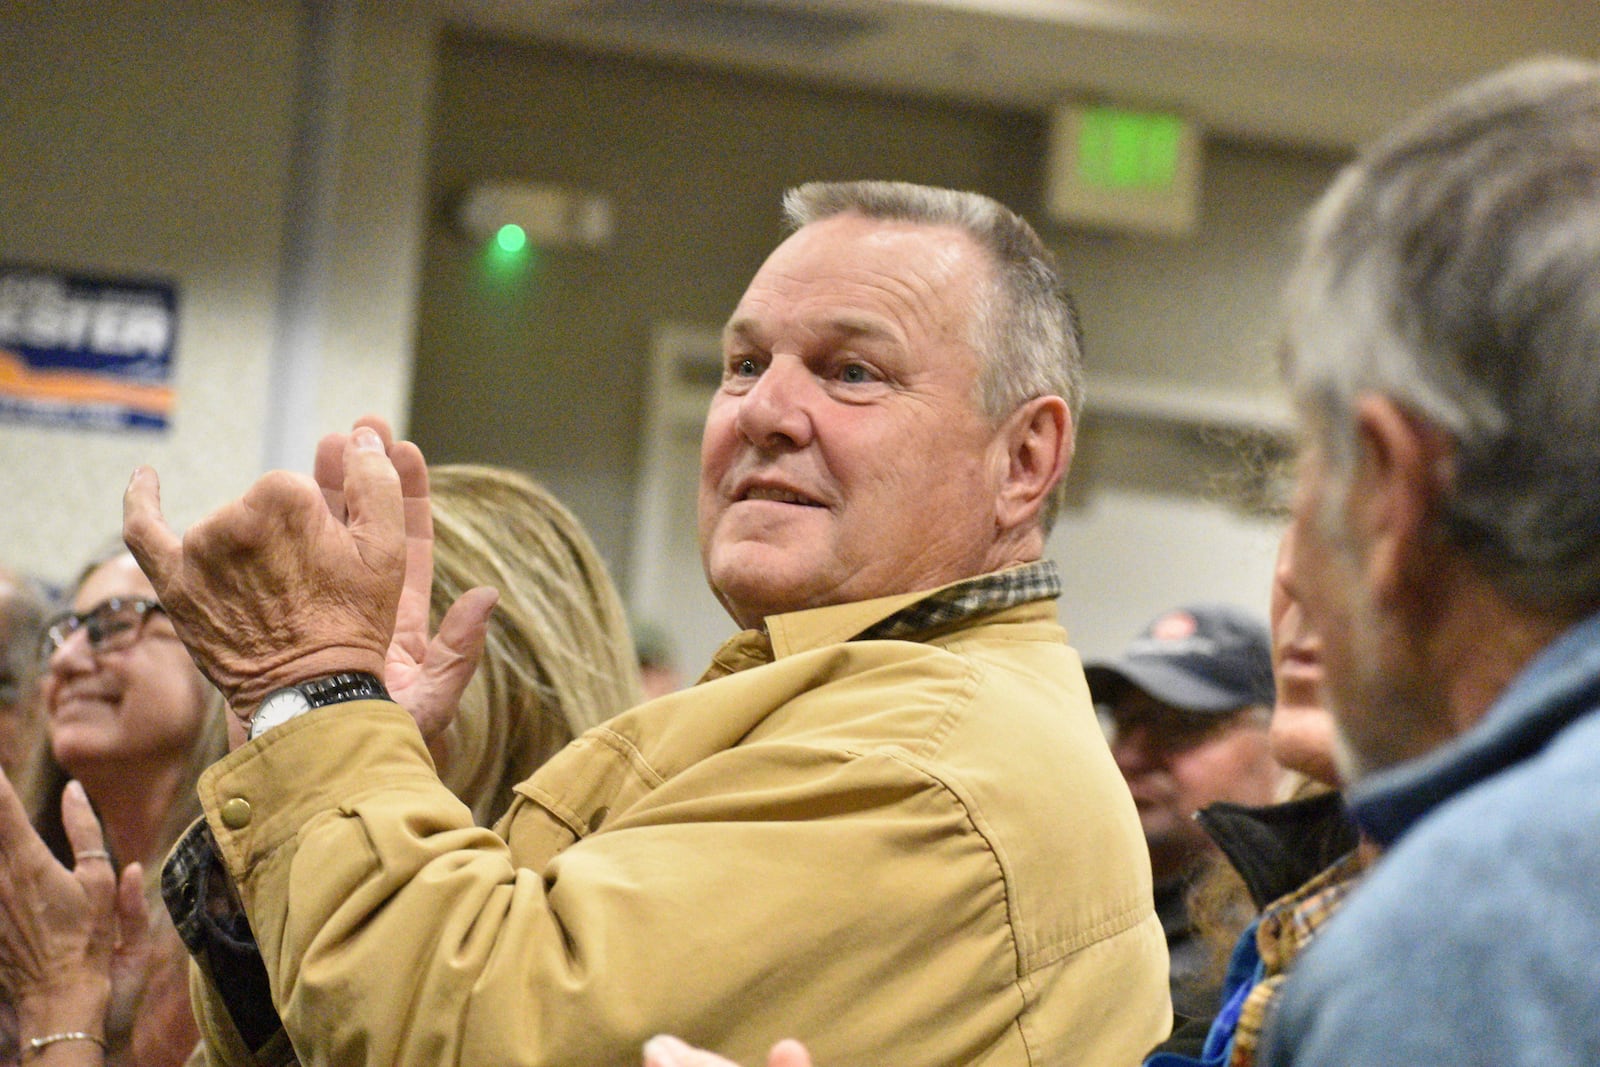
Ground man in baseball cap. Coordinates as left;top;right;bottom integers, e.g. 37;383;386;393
1086;604;1283;1019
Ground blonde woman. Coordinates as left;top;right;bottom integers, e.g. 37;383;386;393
426;463;643;824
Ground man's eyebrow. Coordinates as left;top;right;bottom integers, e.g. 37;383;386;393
722;318;762;348
721;313;897;347
825;313;897;342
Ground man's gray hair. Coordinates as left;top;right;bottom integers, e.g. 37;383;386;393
782;180;1083;530
1281;58;1600;612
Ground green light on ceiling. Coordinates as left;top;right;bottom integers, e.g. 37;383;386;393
495;223;528;253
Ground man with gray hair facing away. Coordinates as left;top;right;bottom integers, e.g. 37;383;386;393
1260;58;1600;1065
120;181;1170;1066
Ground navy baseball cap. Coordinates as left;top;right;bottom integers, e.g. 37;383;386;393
1085;604;1275;714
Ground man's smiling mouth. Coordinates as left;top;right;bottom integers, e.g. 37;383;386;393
742;486;823;506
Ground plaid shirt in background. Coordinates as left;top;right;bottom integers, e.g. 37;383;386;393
1229;849;1369;1066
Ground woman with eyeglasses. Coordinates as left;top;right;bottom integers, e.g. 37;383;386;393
0;548;226;1066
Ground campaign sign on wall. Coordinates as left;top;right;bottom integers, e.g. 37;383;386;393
0;264;178;431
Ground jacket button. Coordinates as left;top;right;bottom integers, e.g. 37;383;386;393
220;797;253;830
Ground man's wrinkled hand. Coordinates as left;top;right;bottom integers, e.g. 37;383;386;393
122;427;404;717
313;416;497;741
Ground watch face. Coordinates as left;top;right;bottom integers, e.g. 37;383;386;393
251;687;312;739
247;673;387;740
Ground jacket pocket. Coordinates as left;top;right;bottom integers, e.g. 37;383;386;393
495;728;662;866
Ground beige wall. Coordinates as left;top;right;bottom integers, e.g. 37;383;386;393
2;9;1339;660
0;0;434;588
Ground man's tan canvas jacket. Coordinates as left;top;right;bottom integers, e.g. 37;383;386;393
185;571;1170;1066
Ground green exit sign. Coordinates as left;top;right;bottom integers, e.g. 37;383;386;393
1046;102;1201;235
1077;107;1185;191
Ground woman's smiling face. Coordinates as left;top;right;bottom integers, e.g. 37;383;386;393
41;553;209;776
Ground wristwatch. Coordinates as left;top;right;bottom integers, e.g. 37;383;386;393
248;672;390;740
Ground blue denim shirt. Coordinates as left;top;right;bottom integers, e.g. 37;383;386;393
1261;609;1600;1065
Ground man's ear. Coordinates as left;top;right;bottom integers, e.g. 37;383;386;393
1349;394;1454;605
994;395;1072;534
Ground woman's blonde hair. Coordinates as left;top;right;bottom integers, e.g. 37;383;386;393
428;465;642;825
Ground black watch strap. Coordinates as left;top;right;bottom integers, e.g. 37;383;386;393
297;671;389;707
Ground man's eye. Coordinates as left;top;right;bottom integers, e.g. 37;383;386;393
731;357;760;378
839;363;873;384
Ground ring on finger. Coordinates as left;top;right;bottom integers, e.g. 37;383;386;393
73;849;112;863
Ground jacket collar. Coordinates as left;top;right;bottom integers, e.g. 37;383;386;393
1196;791;1359;909
699;561;1061;682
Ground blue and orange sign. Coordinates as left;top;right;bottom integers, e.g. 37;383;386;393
0;265;178;431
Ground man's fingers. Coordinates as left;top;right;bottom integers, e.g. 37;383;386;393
351;413;396;446
317;418;392;517
396;587;498;740
391;440;431;533
122;466;184;591
315;431;350;521
343;427;406;574
643;1035;730;1067
767;1041;813;1067
390;439;435;640
437;587;499;648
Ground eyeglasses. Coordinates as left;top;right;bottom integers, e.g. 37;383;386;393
38;597;169;663
1099;702;1269;755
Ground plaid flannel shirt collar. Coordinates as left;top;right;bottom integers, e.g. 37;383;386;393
1229;849;1369;1066
702;560;1062;682
854;559;1062;643
1254;847;1368;974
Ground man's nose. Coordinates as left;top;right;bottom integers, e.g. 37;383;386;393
1111;723;1163;775
735;356;816;450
